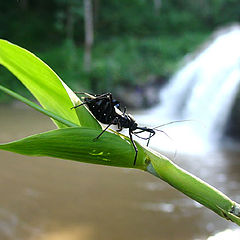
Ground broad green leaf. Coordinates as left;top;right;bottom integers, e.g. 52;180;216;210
0;127;146;169
0;39;101;129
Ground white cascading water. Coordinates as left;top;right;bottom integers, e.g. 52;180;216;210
136;25;240;154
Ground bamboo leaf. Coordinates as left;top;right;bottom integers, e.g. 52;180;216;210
0;127;147;169
0;39;101;129
0;84;79;128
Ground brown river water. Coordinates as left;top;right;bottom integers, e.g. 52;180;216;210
0;104;239;240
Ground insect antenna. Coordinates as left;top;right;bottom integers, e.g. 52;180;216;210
135;121;190;159
152;128;178;160
153;119;193;130
152;128;172;140
152;119;201;160
133;132;153;140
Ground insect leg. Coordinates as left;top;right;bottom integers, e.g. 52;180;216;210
132;130;145;134
129;129;138;166
133;127;155;146
94;116;118;140
70;101;89;109
133;133;151;140
147;132;155;146
74;92;111;99
71;92;113;109
94;122;112;141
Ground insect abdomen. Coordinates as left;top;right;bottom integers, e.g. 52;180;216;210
85;98;116;124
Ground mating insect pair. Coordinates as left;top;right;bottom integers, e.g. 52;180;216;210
71;92;167;165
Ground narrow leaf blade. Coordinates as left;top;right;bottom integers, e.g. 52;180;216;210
0;128;146;169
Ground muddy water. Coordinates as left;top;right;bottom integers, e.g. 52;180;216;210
0;104;239;240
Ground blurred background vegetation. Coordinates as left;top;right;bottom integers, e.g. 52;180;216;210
0;0;239;104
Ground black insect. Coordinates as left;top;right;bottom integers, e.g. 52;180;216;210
71;92;159;165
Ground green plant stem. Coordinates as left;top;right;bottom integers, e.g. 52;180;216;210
145;148;240;225
1;85;240;226
0;84;79;128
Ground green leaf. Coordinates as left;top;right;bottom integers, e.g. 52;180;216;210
0;127;147;169
0;39;101;129
0;84;79;128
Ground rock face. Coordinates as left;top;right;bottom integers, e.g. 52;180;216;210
114;76;166;109
225;94;240;140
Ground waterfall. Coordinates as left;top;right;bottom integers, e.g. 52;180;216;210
137;25;240;154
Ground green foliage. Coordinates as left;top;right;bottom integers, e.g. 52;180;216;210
0;0;238;99
0;40;101;129
97;0;240;36
37;32;208;94
0;40;240;226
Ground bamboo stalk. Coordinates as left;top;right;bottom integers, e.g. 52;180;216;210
145;148;240;225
